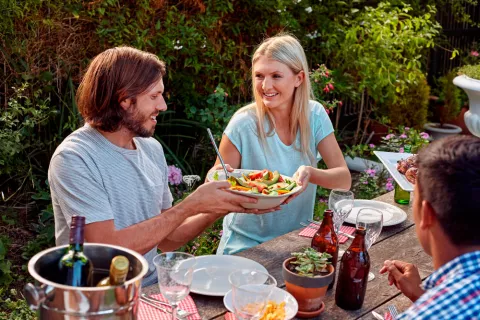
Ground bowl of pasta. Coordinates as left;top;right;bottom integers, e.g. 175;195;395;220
206;169;302;210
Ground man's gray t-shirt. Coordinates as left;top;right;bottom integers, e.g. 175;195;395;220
48;124;173;286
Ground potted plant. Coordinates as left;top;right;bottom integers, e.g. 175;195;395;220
343;143;384;172
424;71;463;139
453;64;480;137
282;247;334;318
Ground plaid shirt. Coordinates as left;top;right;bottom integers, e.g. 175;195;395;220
398;251;480;320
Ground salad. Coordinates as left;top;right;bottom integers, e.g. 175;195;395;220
214;169;297;196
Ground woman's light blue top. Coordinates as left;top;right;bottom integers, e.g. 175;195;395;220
217;100;334;255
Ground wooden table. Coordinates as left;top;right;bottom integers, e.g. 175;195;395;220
144;192;434;319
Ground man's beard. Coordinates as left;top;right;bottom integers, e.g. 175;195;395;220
120;107;155;138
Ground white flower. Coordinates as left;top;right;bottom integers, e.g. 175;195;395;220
277;9;282;13
183;175;201;188
174;45;183;50
305;6;312;13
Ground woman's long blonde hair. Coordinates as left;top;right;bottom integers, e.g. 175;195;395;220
238;34;315;164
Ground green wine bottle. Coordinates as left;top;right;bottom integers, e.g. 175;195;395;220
58;216;93;287
394;182;410;204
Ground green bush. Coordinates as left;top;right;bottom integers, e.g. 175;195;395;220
387;72;430;129
458;64;480;80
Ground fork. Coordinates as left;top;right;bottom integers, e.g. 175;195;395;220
140;294;192;318
388;304;399;320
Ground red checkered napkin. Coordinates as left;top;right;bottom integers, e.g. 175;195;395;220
138;293;201;320
225;312;236;320
298;223;355;244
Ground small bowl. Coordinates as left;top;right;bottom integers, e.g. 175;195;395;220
206;169;301;210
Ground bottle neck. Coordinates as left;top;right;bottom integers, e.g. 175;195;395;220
322;211;334;228
348;228;367;251
69;216;85;248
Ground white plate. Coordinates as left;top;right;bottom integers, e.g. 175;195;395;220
223;286;298;320
190;255;268;296
206;169;302;210
344;199;408;226
374;151;415;192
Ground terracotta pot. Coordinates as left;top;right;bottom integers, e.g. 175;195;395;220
282;257;334;314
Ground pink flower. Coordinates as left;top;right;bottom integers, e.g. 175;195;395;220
325;108;330;114
323;86;330;93
385;134;395;140
167;165;183;185
399;147;404;153
225;92;229;97
366;168;376;177
328;83;334;90
385;182;394;192
363;180;369;185
471;51;479;57
369;144;375;148
400;134;407;139
420;132;430;139
339;101;343;106
219;230;223;237
404;127;410;131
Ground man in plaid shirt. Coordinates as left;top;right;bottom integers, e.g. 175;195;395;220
380;135;480;319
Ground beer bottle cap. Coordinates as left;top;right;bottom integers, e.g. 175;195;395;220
111;256;130;274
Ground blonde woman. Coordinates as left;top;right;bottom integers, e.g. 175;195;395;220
211;34;351;255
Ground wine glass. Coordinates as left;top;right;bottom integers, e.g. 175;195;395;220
228;270;277;320
153;252;196;320
329;189;354;257
356;208;383;281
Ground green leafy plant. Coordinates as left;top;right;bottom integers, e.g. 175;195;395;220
434;71;462;126
310;65;344;114
289;247;332;277
353;167;391;200
387;72;430;129
458;64;480;80
378;127;430;154
343;144;376;161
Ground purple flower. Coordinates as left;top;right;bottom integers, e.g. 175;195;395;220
219;230;223;237
385;134;395;140
399;147;404;153
420;132;430;139
369;144;375;148
363;180;369;185
167;165;183;185
404;127;410;131
386;182;394;192
192;246;197;250
399;134;407;139
366;168;376;177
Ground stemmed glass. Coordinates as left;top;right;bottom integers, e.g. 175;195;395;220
228;270;277;320
153;252;196;320
356;208;383;281
329;189;355;257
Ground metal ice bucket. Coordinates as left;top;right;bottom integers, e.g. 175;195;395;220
24;243;149;319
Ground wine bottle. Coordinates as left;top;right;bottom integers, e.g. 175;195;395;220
97;255;130;287
58;215;93;287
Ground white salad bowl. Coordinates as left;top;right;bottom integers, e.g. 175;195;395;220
206;169;302;210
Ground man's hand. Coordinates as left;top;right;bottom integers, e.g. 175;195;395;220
284;165;311;204
379;260;425;302
186;181;280;216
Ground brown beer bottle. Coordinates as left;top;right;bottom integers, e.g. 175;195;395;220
335;227;370;310
311;209;338;289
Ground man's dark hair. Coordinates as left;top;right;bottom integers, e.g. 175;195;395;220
417;135;480;246
77;46;166;132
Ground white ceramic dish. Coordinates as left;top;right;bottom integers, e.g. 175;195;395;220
374;151;415;192
190;255;268;296
206;169;302;210
223;286;298;320
344;199;408;227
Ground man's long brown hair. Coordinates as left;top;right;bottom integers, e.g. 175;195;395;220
77;47;166;132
